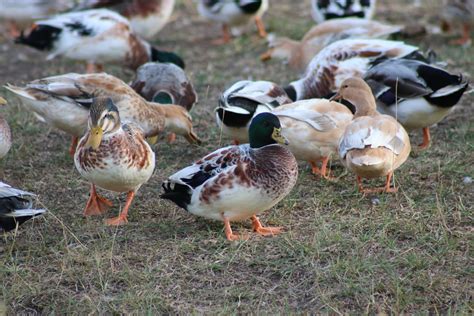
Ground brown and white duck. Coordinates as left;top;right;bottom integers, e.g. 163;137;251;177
261;18;401;72
75;0;176;39
331;78;411;194
161;113;298;241
5;73;201;156
15;9;184;73
74;97;155;225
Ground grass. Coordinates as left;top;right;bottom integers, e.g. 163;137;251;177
0;0;473;313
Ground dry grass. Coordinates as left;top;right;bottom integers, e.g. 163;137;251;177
0;0;473;313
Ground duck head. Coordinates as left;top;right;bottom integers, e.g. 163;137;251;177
330;77;377;117
249;113;288;148
86;97;120;150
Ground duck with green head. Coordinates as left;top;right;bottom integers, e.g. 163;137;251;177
161;113;298;241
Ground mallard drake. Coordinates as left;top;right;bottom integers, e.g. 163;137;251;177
75;0;176;39
5;73;201;156
331;78;411;194
161;113;298;241
215;80;292;144
197;0;268;43
0;181;46;232
261;18;401;72
74;97;155;225
0;97;12;159
284;39;419;101
364;58;469;149
311;0;377;24
15;9;184;73
272;99;353;179
130;62;197;110
0;0;71;37
441;0;473;45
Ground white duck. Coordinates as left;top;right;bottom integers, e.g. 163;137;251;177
311;0;377;24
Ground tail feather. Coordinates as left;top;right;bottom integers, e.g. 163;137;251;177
160;182;191;211
15;25;62;51
0;209;46;232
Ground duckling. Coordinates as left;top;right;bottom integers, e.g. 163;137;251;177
0;0;71;37
441;0;473;45
0;181;46;232
198;0;268;44
0;97;12;159
5;73;201;156
365;58;469;149
215;80;292;145
261;18;401;72
331;78;411;194
284;39;419;101
161;113;298;241
273;99;353;179
130;62;197;111
75;0;176;39
311;0;377;24
74;97;155;225
15;9;184;73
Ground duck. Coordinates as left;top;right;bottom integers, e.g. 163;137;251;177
331;78;411;194
0;97;12;159
441;0;473;45
283;39;420;101
272;99;353;179
261;18;402;72
14;9;184;73
311;0;377;24
0;0;71;37
0;181;46;232
5;73;201;156
130;62;197;111
74;97;155;225
161;112;298;241
130;62;198;143
364;58;469;149
74;0;176;39
197;0;268;44
215;80;292;145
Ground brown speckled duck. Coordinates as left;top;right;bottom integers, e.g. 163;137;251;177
5;73;201;156
74;97;155;225
331;78;411;194
161;113;298;241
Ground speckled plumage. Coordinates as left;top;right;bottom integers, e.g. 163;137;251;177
162;143;298;222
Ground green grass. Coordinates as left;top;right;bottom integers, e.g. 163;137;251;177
0;0;473;313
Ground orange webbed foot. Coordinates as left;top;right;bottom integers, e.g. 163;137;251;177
251;215;283;237
83;185;113;216
167;132;176;144
105;215;128;226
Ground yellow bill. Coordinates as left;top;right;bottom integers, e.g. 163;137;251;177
0;97;7;105
86;126;103;150
272;127;289;145
146;135;159;145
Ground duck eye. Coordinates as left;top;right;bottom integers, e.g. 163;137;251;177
105;114;114;120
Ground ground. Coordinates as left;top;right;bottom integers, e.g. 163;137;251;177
0;0;473;314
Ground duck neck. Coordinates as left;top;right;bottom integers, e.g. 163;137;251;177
348;92;378;118
135;100;166;137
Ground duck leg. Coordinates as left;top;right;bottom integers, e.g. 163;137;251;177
212;24;231;45
83;184;113;216
69;136;79;156
254;16;267;38
222;215;248;241
167;133;177;144
357;173;398;194
106;191;135;226
419;127;431;149
450;23;471;45
6;20;20;38
251;215;283;236
310;157;333;179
